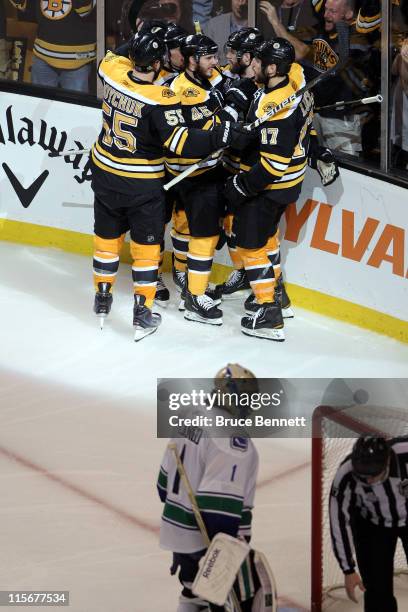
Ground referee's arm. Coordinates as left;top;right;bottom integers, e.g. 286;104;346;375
329;459;357;574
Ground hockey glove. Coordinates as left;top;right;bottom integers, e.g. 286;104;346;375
213;121;234;148
224;173;255;208
225;78;258;114
229;123;258;151
308;139;339;186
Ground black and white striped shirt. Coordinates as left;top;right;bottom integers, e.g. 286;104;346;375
329;437;408;574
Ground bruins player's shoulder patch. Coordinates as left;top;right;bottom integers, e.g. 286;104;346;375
263;101;277;114
162;88;176;98
184;86;200;98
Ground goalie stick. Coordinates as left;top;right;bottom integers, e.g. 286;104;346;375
168;443;244;612
163;62;344;191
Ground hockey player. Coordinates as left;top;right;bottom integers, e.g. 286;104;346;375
158;364;260;611
223;27;264;84
168;30;262;308
167;34;252;326
90;31;238;340
330;436;408;611
223;39;313;341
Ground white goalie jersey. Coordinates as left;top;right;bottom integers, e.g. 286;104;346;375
157;430;259;554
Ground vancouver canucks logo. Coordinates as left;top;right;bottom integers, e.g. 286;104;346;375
184;87;200;98
41;0;72;20
313;39;339;72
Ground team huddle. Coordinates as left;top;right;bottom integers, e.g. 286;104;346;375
90;20;339;342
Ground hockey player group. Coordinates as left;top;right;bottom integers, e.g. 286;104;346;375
90;19;338;342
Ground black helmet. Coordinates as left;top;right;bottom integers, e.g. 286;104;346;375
138;19;168;38
181;34;218;60
351;437;390;480
226;27;264;58
254;38;295;76
129;32;166;72
164;22;188;50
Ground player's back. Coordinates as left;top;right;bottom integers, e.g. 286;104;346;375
91;51;182;194
158;428;258;553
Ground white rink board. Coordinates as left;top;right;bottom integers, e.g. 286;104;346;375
0;92;407;321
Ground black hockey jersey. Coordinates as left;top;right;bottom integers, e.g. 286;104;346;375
238;63;312;206
10;0;96;69
91;52;224;195
166;68;236;178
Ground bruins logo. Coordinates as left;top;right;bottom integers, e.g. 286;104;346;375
313;38;339;72
262;102;277;115
162;88;176;98
184;87;200;98
41;0;72;20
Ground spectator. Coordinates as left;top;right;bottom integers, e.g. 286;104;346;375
138;0;193;32
391;37;408;170
193;0;213;30
205;0;248;64
9;0;96;93
258;0;318;47
262;0;373;156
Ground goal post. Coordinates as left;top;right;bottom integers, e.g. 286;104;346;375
311;404;408;612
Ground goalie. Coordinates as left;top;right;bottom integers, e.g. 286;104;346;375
157;364;275;611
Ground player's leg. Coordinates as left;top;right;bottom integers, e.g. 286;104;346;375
245;228;294;319
128;190;165;340
215;210;250;301
180;181;224;326
93;191;127;326
234;196;284;341
171;551;209;611
353;519;398;612
171;205;190;293
155;192;175;308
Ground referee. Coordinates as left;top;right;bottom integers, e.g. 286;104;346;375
329;436;408;611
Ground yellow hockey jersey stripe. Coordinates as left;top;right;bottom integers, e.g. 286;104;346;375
94;142;164;165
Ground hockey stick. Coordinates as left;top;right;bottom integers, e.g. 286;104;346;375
315;94;383;112
163;63;343;191
49;148;91;157
168;443;243;612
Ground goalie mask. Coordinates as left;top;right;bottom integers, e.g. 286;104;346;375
213;363;259;416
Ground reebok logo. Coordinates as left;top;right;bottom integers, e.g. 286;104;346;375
203;547;221;578
2;163;49;208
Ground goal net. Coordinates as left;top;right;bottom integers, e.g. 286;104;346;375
311;404;408;612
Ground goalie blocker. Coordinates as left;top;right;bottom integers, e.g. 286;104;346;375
193;533;278;612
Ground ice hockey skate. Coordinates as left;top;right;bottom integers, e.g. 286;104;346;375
184;290;223;326
154;274;170;308
133;294;162;342
275;276;294;318
241;300;285;341
216;268;251;300
178;285;222;312
93;282;113;329
245;278;294;319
